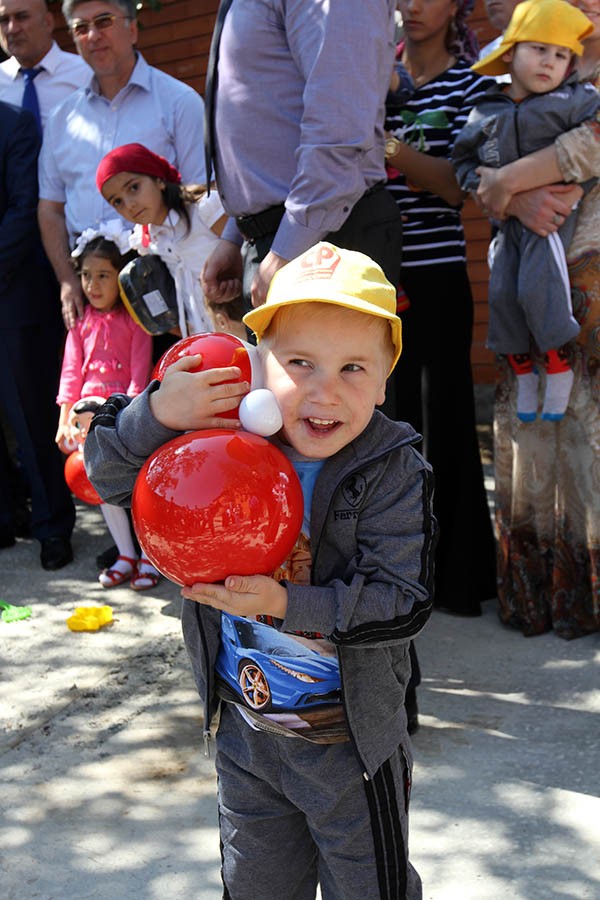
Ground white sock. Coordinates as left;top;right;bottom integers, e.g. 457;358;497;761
98;504;137;586
100;504;136;558
137;554;159;576
131;554;160;589
541;369;574;421
515;371;540;422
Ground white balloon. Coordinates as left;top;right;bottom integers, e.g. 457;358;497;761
239;389;283;437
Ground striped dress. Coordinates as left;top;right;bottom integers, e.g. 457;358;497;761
385;60;492;269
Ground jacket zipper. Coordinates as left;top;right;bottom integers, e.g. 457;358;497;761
194;603;214;757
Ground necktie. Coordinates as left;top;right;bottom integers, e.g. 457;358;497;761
21;66;43;134
204;0;234;193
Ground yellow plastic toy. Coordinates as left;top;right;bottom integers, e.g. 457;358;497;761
66;605;113;632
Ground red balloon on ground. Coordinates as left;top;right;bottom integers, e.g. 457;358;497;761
65;449;103;505
132;430;303;587
152;332;253;419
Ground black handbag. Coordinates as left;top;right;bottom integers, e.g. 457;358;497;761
118;254;178;335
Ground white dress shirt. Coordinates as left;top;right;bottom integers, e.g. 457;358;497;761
38;52;205;244
0;41;90;128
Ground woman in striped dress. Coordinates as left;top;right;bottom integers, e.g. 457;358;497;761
384;0;497;616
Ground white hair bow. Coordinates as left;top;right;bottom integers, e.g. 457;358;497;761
71;219;133;258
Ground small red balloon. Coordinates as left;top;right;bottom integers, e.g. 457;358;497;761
132;430;303;587
65;449;103;505
152;332;253;419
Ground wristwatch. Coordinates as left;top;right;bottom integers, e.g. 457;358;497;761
385;136;402;160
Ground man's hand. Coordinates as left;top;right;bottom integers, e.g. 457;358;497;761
149;355;250;431
181;573;288;619
506;184;583;237
38;198;84;329
251;250;288;307
60;279;84;329
201;239;243;304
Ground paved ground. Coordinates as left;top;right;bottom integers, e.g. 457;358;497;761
1;402;599;899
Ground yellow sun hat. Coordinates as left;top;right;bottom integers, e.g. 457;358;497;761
243;242;403;372
472;0;594;77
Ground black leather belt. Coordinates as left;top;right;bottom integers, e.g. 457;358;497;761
236;205;285;241
235;182;385;242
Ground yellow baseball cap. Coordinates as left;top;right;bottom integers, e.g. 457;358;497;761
243;242;403;372
472;0;594;77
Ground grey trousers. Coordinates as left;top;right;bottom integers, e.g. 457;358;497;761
216;704;422;900
487;217;580;354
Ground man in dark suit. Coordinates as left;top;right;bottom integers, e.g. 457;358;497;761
0;99;74;568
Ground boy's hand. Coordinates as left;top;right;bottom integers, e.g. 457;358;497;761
475;166;512;219
149;355;250;431
181;574;288;620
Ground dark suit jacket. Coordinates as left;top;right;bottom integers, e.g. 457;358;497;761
0;100;60;328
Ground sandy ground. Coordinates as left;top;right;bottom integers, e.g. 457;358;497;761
1;477;599;899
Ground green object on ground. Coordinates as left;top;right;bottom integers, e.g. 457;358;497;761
0;600;33;623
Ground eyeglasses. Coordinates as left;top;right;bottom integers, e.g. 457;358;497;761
70;13;131;38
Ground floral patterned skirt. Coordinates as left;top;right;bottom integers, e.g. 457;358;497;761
494;252;600;639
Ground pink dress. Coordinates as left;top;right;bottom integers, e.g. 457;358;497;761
57;305;152;404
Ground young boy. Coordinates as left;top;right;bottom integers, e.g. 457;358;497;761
84;242;436;900
452;0;599;421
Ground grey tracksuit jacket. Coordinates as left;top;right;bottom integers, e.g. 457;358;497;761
452;75;600;353
84;386;437;779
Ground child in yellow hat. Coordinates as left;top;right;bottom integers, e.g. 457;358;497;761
452;0;600;421
83;241;435;898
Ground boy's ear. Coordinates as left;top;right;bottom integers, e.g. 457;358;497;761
213;309;230;332
376;373;388;408
501;48;514;67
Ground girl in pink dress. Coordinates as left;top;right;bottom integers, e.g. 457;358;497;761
55;221;159;590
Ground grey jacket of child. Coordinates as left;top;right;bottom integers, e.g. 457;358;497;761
452;73;600;192
84;387;437;779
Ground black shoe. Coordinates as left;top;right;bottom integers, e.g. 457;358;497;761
0;525;16;549
96;543;118;570
40;536;73;571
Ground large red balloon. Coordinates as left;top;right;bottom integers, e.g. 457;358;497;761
132;430;303;587
65;449;103;505
152;332;253;419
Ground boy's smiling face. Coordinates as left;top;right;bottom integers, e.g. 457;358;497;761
260;303;392;459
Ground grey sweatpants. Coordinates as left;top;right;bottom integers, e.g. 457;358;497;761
487;216;580;354
215;704;422;900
